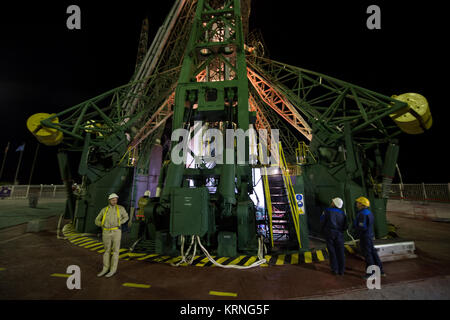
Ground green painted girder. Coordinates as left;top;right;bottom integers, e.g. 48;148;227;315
39;67;180;150
247;57;408;147
172;0;249;131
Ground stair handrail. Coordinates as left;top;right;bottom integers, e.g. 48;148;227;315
259;144;274;248
278;142;302;249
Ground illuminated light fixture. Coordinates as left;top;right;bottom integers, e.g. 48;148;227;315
200;48;211;56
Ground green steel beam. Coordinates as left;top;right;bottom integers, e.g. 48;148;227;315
247;57;408;148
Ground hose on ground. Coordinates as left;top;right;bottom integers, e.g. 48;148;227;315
170;234;266;269
345;229;359;246
171;235;198;267
195;235;266;269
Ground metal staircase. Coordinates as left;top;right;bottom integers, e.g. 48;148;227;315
266;172;297;248
261;142;303;252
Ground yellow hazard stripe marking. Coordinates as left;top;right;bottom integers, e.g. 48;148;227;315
79;240;97;247
71;237;89;244
74;238;93;244
195;256;212;267
178;262;190;267
244;256;257;266
137;254;158;261
128;253;147;258
209;290;238;297
84;242;103;248
66;234;82;238
71;235;89;241
65;227;331;267
152;255;171;262
228;255;246;265
261;255;271;267
72;240;91;246
65;234;79;238
304;251;312;263
275;254;285;265
51;273;70;278
122;283;151;289
165;256;183;264
212;257;229;266
68;235;85;240
69;238;85;243
345;245;354;254
316;250;325;261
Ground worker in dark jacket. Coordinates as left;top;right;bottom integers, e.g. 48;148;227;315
320;197;347;275
354;196;386;278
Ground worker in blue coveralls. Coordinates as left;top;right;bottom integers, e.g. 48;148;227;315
320;197;347;275
354;197;386;278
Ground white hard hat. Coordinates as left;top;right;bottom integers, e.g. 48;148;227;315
108;193;119;200
332;197;343;209
144;190;151;197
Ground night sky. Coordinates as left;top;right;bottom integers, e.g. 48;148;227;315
0;1;448;185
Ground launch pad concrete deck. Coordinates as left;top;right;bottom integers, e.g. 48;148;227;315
1;199;450;300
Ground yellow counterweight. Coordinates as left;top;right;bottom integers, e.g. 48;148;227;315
390;93;432;134
26;113;63;146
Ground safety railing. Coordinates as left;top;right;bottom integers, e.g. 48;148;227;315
262;167;274;248
295;141;316;165
286;164;302;176
389;183;450;203
0;185;67;200
278;142;302;249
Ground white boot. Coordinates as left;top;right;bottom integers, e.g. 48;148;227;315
98;250;111;277
105;256;119;278
97;267;109;277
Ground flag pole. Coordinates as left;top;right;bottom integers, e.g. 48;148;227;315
0;141;10;181
28;143;40;186
14;143;25;185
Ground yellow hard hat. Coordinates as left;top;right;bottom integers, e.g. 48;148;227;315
355;196;370;207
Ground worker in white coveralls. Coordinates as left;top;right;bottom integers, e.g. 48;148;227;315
95;193;129;277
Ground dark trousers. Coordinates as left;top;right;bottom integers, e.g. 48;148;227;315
325;230;345;274
359;234;384;274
